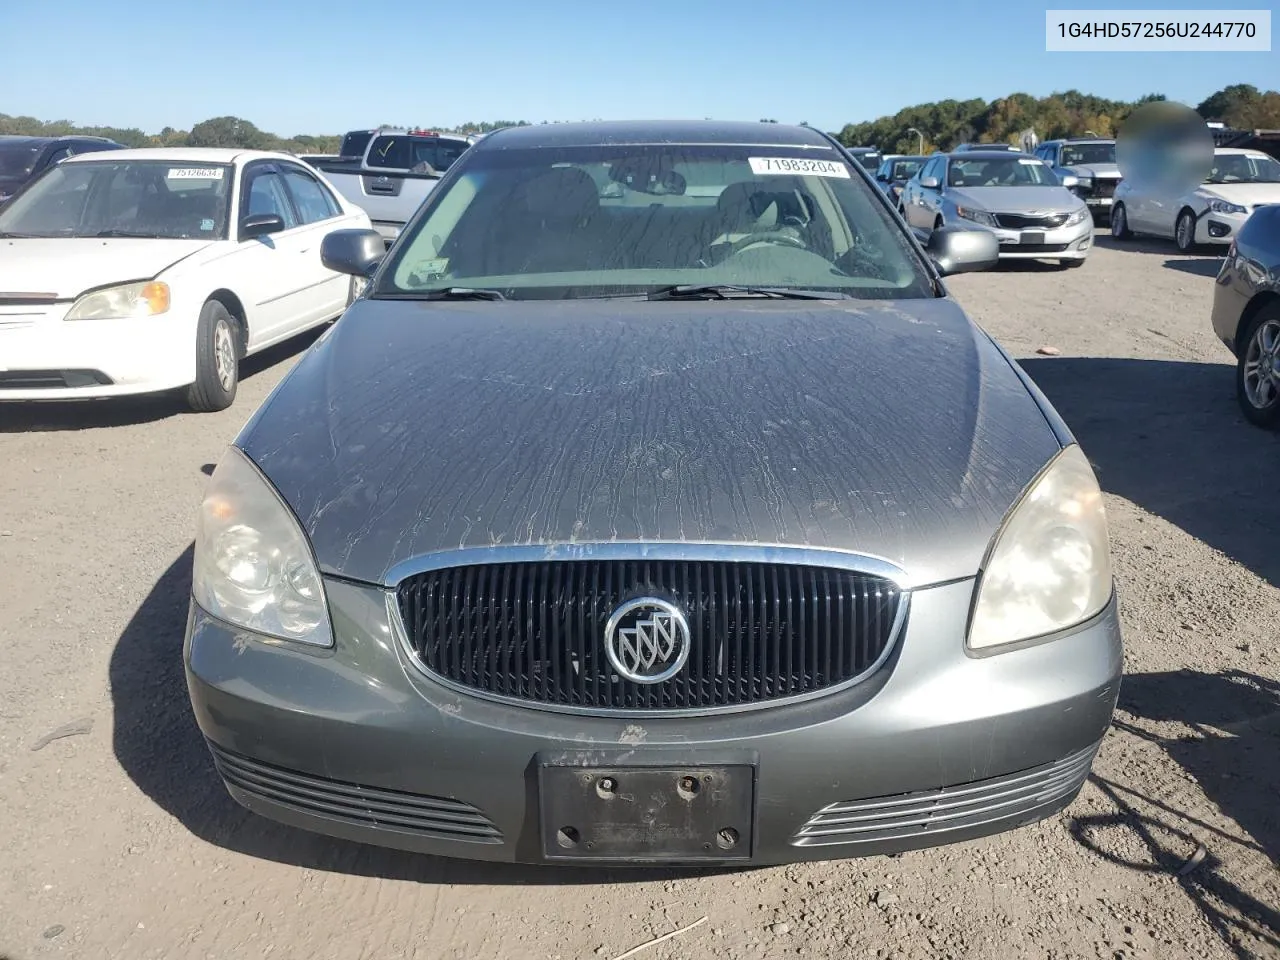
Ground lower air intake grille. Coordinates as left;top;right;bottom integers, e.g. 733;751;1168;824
396;559;904;711
209;743;503;843
791;743;1099;847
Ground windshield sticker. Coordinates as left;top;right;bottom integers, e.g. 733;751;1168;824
1017;159;1041;165
749;157;850;178
199;218;215;232
167;167;224;180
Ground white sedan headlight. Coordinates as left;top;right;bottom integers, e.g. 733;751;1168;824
65;281;170;321
967;444;1112;651
192;446;333;647
955;206;998;227
1065;207;1090;226
1208;198;1247;215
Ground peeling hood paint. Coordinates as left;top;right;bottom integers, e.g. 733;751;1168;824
239;298;1063;587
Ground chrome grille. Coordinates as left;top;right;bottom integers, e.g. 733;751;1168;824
792;743;1098;847
994;212;1071;229
395;559;905;711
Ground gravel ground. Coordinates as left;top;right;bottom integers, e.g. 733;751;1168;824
1;237;1277;960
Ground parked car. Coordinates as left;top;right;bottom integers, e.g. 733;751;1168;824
312;128;476;245
845;146;882;172
184;120;1120;868
1035;138;1120;224
0;135;125;204
0;148;371;411
899;150;1093;267
1210;204;1280;427
874;154;927;205
1112;148;1280;252
953;143;1018;152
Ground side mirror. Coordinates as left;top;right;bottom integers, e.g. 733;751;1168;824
1060;174;1080;190
876;172;889;182
241;213;285;240
321;228;385;278
920;176;941;190
925;224;1000;276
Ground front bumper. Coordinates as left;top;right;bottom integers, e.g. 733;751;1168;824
983;217;1094;261
185;575;1122;865
0;305;198;400
1196;210;1249;247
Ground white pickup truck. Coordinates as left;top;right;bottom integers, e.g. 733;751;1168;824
313;128;475;245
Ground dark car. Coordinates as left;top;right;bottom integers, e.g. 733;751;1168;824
0;135;125;203
184;120;1121;867
845;146;882;172
874;154;927;206
1211;204;1280;427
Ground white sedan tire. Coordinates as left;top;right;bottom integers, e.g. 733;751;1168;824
187;300;239;413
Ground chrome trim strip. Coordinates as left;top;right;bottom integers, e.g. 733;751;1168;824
382;541;912;720
384;541;911;589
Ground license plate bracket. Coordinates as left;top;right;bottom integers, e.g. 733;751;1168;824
1021;231;1046;245
539;763;755;862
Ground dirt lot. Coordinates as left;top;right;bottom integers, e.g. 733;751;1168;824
1;237;1277;960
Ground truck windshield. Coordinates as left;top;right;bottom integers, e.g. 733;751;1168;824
378;143;933;301
1060;143;1116;166
0;160;233;239
365;135;471;174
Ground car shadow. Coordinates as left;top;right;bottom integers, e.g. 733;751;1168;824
0;327;323;434
1163;257;1226;278
1093;235;1175;256
109;546;727;884
1070;669;1280;958
1020;357;1280;588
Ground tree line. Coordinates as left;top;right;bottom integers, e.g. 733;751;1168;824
3;84;1276;155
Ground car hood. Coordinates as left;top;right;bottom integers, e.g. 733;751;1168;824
1199;183;1280;207
0;238;214;298
948;185;1081;212
239;298;1064;588
1063;163;1120;179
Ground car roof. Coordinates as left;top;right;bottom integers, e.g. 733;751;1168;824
0;134;117;145
476;120;834;150
60;146;304;165
945;150;1035;159
1214;147;1272;157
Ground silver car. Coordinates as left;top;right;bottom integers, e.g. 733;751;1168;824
1035;138;1121;224
184;121;1121;867
901;151;1095;268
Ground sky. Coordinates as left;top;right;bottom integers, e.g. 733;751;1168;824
3;0;1277;136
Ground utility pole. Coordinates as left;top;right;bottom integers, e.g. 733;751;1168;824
906;127;924;154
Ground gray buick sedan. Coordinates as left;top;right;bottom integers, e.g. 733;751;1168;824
184;121;1122;866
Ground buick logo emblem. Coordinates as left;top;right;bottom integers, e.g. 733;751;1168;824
604;597;690;684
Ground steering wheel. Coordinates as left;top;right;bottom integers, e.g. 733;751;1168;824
729;230;808;255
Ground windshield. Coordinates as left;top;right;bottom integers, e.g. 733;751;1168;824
340;131;373;158
948;157;1059;187
853;152;880;171
889;159;923;180
0;140;43;180
377;143;934;301
0;160;233;239
1059;142;1115;166
365;135;471;174
1206;153;1280;184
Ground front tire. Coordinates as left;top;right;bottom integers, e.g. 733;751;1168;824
1175;209;1198;253
187;300;238;413
1111;203;1132;240
1237;304;1280;429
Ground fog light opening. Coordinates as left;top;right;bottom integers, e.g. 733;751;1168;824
1207;221;1232;239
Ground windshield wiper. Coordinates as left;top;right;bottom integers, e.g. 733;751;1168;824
417;287;507;301
647;284;849;301
93;229;160;238
0;231;41;239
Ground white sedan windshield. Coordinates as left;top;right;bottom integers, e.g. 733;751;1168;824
0;160;233;239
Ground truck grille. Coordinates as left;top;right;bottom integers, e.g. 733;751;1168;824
1089;178;1118;200
395;559;904;711
994;212;1070;229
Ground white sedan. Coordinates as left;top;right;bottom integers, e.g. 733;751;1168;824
0;148;373;411
1111;148;1280;252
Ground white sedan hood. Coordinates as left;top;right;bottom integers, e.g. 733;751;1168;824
1198;183;1280;208
0;238;214;299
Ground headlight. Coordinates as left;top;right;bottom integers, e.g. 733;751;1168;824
1074;175;1094;189
1065;207;1090;226
967;444;1112;651
65;281;170;321
1208;199;1247;215
955;206;998;227
192;446;333;646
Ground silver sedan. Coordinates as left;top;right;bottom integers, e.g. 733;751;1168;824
900;151;1094;268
